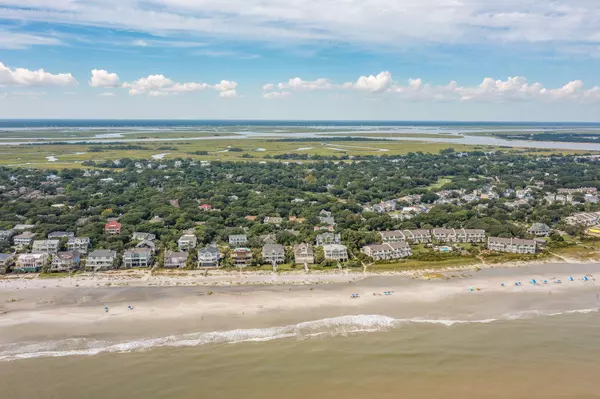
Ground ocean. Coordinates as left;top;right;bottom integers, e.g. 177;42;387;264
1;312;599;399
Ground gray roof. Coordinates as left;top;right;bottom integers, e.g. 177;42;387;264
48;231;75;238
262;244;285;254
199;245;219;255
55;251;80;261
89;249;117;258
529;223;551;231
165;251;188;260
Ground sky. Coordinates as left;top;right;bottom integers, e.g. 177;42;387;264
2;1;600;121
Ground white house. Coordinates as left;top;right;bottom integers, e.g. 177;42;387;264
50;251;81;272
178;234;198;251
14;253;48;273
122;248;152;268
32;239;60;254
323;244;348;261
67;237;90;254
487;237;536;254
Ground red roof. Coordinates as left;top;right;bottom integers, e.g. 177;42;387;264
105;220;121;229
200;204;212;210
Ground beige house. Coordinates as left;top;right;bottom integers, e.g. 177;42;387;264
50;251;81;272
86;250;117;271
293;243;314;264
164;251;188;268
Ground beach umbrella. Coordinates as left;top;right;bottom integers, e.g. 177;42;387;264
569;276;574;281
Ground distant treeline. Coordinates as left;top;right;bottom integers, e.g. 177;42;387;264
89;145;151;152
499;133;600;143
270;137;393;142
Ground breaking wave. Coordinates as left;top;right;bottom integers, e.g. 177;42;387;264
1;309;598;362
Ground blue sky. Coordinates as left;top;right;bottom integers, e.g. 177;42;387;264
2;1;600;120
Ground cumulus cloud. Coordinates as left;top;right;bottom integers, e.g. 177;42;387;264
263;91;291;99
89;69;120;88
262;72;600;103
278;77;333;91
121;74;236;97
347;71;393;93
0;61;76;87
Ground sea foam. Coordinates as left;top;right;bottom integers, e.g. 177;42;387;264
0;309;597;361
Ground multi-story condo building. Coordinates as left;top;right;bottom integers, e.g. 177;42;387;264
362;242;412;260
122;248;152;268
487;237;537;254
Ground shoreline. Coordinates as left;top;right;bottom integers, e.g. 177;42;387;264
0;256;595;291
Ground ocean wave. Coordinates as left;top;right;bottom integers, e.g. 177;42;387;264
1;309;598;361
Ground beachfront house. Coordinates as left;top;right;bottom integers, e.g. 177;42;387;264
262;244;285;264
13;224;35;231
0;230;14;242
316;232;341;246
14;253;49;273
32;239;60;254
132;232;156;242
122;248;153;268
50;251;81;272
323;244;349;262
198;244;220;267
229;234;248;246
177;233;198;251
67;237;90;254
164;251;188;268
293;243;314;265
362;242;412;261
136;240;157;252
86;249;117;271
104;220;122;235
232;248;252;268
13;232;36;247
263;216;283;225
487;237;537;254
527;223;552;237
0;253;13;272
47;231;75;239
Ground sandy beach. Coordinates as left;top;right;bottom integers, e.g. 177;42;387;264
1;261;599;355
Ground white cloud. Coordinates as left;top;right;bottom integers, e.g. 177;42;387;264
0;61;77;87
0;30;62;49
263;91;291;99
214;80;238;98
133;39;148;47
347;71;393;93
98;92;116;97
89;69;120;88
121;74;236;97
278;77;333;91
263;72;600;103
6;0;600;52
